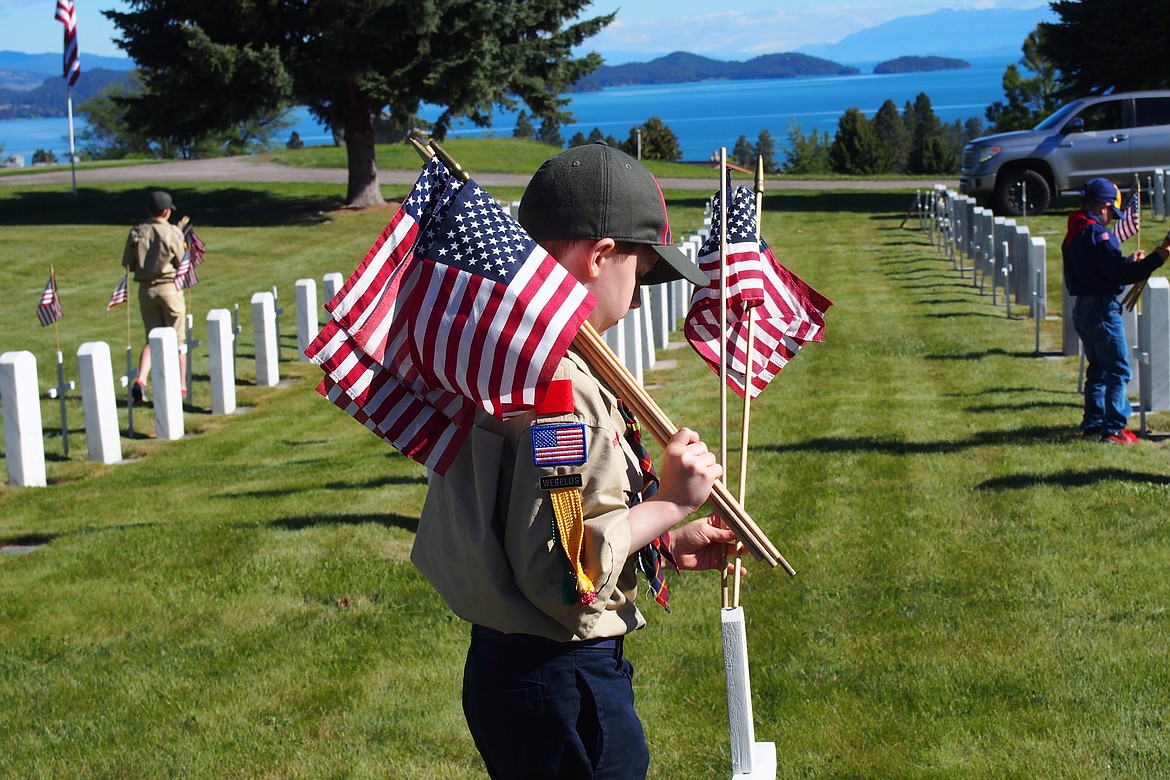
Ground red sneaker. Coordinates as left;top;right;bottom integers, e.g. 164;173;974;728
1102;429;1139;444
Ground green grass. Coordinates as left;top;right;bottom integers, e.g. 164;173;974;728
3;174;1170;778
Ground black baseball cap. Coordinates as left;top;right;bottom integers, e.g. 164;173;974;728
146;190;173;214
519;142;706;286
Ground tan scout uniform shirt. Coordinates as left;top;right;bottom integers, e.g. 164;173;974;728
412;349;646;642
122;219;185;283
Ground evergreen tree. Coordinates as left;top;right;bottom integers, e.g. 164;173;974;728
1040;0;1170;95
906;93;951;175
871;99;910;173
568;130;588;147
587;127;606;143
781;120;830;175
32;149;58;164
986;28;1062;132
829;107;888;174
513;110;536;139
732;135;754;168
755;129;778;174
625;117;680;161
107;1;612;206
287;131;304;149
538;116;565;148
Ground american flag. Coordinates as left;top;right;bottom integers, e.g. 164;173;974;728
37;274;63;327
107;273;128;311
175;223;203;290
532;424;588;466
685;184;832;398
1115;190;1141;243
305;156;596;474
54;0;80;87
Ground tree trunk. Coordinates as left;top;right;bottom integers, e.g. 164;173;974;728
343;112;385;208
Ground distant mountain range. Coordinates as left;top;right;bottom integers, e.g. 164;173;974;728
797;6;1055;64
0;68;132;119
0;50;134;91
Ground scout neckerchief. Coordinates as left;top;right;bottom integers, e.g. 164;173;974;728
617;399;679;612
534;379;597;606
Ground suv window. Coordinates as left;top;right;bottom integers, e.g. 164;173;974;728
1076;100;1124;131
1134;97;1170;127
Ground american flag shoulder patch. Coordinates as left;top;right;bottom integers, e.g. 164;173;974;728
532;423;587;467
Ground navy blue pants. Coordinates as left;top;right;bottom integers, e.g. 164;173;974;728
462;626;650;779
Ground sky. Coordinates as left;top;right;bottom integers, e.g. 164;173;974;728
0;0;1045;61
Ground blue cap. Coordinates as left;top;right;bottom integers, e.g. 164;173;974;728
1082;178;1123;218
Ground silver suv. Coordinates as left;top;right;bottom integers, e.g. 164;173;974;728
960;90;1170;216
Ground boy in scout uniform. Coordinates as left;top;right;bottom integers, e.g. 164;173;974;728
412;142;743;779
122;189;187;402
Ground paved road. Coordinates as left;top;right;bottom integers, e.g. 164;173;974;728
0;155;941;191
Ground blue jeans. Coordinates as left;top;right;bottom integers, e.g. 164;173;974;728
462;626;649;780
1073;297;1132;434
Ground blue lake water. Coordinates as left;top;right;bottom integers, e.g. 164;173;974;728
0;57;1012;164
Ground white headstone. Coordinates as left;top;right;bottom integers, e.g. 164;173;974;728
149;326;184;440
207;309;237;415
77;341;122;464
295;278;318;362
322;272;343;309
650;284;669;349
1140;277;1170;412
0;351;47;487
722;606;775;779
252;291;279;387
1123;299;1139;396
638;289;655;370
1029;237;1047;319
619;307;644;386
605;316;627;367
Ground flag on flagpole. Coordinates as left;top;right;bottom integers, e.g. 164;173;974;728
1115;190;1141;243
54;0;80;87
37;274;63;326
685;184;832;398
305;156;596;474
107;273;128;311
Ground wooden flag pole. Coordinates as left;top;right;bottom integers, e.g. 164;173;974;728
407;140;791;571
733;156;767;608
1123;176;1146;311
718;148;733;605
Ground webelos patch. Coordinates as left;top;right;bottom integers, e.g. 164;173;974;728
532;423;587;467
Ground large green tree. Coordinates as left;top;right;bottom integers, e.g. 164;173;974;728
623;116;680;161
829;107;888;175
1040;0;1170;96
871;99;910;173
985;28;1061;132
107;1;612;206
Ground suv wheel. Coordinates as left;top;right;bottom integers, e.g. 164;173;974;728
994;169;1051;217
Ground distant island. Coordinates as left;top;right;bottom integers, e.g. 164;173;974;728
571;51;859;92
873;56;970;74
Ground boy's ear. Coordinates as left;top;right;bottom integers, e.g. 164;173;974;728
583;238;617;280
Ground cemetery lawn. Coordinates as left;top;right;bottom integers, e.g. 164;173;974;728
3;177;1170;778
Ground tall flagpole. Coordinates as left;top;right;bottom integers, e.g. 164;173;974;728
66;86;77;195
55;0;80;195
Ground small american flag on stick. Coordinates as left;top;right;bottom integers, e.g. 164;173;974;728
107;273;128;311
306;156;596;474
685;184;832;398
37;274;63;327
1115;190;1141;243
